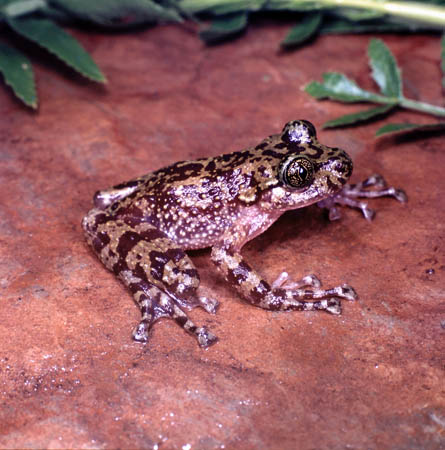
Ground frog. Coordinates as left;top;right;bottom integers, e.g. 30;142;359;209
82;120;406;348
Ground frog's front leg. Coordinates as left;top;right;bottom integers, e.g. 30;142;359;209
318;174;407;221
82;209;218;347
210;238;357;315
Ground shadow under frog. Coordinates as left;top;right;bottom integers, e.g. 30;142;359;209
82;120;406;348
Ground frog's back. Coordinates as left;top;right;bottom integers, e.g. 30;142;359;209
102;136;280;248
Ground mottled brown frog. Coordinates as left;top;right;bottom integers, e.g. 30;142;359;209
82;120;406;347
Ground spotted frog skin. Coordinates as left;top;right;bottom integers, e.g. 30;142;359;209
82;120;406;347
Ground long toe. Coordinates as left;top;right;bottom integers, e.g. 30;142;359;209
197;327;218;348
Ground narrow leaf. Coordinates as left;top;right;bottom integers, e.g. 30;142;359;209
7;17;106;82
368;38;402;98
281;12;322;48
264;1;325;12
331;7;384;21
323;104;395;128
50;0;182;25
441;34;445;89
199;12;248;45
320;18;432;34
180;0;264;15
0;42;37;108
1;0;46;18
305;72;389;103
375;122;445;136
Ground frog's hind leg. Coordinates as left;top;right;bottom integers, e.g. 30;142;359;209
83;213;218;347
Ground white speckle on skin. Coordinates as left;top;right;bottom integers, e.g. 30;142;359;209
288;123;311;143
271;187;286;202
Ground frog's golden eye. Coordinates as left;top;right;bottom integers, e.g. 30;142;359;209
279;155;314;189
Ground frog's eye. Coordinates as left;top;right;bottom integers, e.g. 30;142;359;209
279;155;314;189
282;120;316;144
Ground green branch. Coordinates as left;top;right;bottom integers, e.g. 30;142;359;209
305;38;445;136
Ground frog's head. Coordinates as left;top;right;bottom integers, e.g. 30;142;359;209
259;120;353;211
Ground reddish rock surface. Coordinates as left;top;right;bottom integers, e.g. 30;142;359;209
0;22;444;449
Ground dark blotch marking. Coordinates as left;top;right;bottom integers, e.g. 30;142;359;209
174;315;188;327
249;280;271;305
165;247;186;264
263;148;285;159
305;143;323;159
205;160;216;172
116;231;140;258
91;212;110;228
327;177;339;192
149;250;171;280
113;257;129;276
255;141;269;150
227;261;249;286
92;232;110;253
114;180;140;189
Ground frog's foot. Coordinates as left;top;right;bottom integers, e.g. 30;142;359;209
318;173;407;221
271;273;351;315
133;319;217;348
275;283;357;314
197;296;219;314
193;287;220;314
132;288;218;348
272;272;321;290
171;302;218;348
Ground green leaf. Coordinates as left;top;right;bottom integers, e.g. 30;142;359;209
375;122;445;136
305;72;389;103
1;0;46;18
264;1;324;12
199;12;248;45
7;17;106;82
180;0;264;15
281;12;322;48
331;7;384;21
50;0;182;25
0;42;37;108
368;38;402;98
441;34;445;89
323;104;395;128
320;18;432;34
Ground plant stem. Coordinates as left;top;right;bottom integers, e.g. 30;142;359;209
400;98;445;116
363;95;445;116
318;0;445;26
181;0;445;27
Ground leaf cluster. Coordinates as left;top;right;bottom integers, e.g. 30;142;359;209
188;0;445;46
2;0;445;109
0;0;181;108
305;38;445;136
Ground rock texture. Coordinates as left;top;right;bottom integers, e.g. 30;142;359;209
0;23;444;449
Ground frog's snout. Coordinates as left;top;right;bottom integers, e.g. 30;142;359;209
329;151;353;184
324;149;353;185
